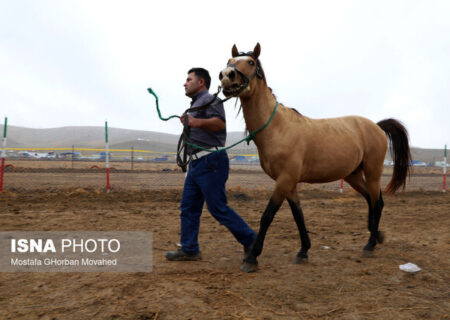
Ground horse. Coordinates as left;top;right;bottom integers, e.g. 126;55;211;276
219;43;411;273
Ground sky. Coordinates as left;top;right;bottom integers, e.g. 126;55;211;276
1;0;449;148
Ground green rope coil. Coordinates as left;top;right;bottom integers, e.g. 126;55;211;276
147;88;278;153
148;88;180;121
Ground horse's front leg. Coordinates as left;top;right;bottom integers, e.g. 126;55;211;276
241;198;282;272
287;187;311;264
241;177;293;273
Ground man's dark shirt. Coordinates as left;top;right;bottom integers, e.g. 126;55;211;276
188;90;226;154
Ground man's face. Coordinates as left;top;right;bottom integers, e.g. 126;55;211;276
184;72;203;98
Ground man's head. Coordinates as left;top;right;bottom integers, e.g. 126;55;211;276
184;67;211;97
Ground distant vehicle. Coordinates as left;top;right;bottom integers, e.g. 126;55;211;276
45;152;56;159
18;151;31;158
410;160;428;167
89;154;102;160
18;151;56;159
152;156;169;162
234;155;248;162
99;152;112;160
59;152;81;159
434;161;449;168
29;152;47;158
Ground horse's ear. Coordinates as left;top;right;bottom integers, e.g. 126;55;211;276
253;43;261;59
232;44;239;57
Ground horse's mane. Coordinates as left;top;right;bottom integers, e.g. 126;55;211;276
253;56;302;117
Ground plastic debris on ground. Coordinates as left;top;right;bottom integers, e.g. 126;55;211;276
399;262;421;273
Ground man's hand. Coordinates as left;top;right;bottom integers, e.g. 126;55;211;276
180;113;225;132
180;113;199;128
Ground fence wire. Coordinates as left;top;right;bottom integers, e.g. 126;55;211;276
0;129;447;193
0;145;271;192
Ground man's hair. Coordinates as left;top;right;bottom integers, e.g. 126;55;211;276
188;67;211;90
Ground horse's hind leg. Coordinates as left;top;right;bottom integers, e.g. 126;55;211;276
361;189;384;254
362;172;385;254
367;190;384;245
287;187;311;264
344;168;384;254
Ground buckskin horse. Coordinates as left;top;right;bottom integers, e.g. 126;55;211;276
219;43;411;272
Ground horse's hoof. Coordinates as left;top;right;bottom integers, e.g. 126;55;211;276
376;231;385;244
294;256;308;264
240;262;258;273
362;249;374;258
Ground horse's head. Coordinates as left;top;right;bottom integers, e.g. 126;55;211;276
219;43;265;98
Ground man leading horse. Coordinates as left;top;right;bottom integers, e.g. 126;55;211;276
166;67;256;261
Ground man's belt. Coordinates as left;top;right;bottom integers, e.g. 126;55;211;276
192;146;222;160
192;150;211;160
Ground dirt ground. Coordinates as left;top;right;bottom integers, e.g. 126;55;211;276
0;167;449;319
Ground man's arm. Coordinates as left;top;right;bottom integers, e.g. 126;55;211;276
180;114;225;132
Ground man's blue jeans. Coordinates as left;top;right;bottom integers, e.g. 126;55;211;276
180;150;256;255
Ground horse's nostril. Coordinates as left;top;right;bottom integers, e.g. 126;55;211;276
219;72;223;81
228;70;235;80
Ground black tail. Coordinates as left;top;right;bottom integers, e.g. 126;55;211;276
377;119;412;194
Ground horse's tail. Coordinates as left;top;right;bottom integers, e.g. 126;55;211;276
377;119;412;194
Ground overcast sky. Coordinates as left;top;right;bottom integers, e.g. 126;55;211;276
1;0;449;148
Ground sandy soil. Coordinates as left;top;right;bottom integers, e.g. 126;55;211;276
0;167;449;319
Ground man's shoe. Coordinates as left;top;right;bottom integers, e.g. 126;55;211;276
166;249;202;261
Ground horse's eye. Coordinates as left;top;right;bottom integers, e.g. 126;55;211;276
249;60;255;66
